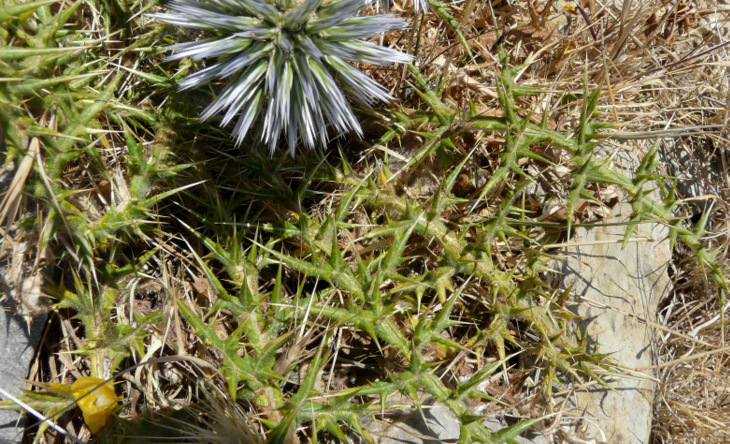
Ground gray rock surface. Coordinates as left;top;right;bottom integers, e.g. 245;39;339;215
0;297;46;443
359;394;545;443
559;201;671;443
359;394;460;444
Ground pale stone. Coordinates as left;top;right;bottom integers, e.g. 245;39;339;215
558;201;672;443
0;297;46;443
359;394;547;443
359;393;460;444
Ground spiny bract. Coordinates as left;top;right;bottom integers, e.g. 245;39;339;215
152;0;413;154
412;0;428;12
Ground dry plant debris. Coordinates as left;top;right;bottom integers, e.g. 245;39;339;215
0;0;729;443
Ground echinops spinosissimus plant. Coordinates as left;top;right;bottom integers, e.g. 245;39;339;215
412;0;428;12
152;0;414;154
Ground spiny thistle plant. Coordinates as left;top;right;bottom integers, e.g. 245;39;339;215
152;0;413;154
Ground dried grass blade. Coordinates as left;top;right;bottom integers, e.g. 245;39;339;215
0;137;39;232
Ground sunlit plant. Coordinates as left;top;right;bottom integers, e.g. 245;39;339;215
412;0;428;12
152;0;413;154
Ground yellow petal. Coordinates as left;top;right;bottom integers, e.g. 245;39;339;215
71;377;117;433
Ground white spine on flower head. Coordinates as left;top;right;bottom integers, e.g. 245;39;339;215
412;0;428;13
151;0;414;155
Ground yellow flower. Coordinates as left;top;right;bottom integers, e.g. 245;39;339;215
71;377;117;433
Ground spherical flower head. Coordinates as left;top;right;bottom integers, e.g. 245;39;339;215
151;0;413;155
412;0;428;13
